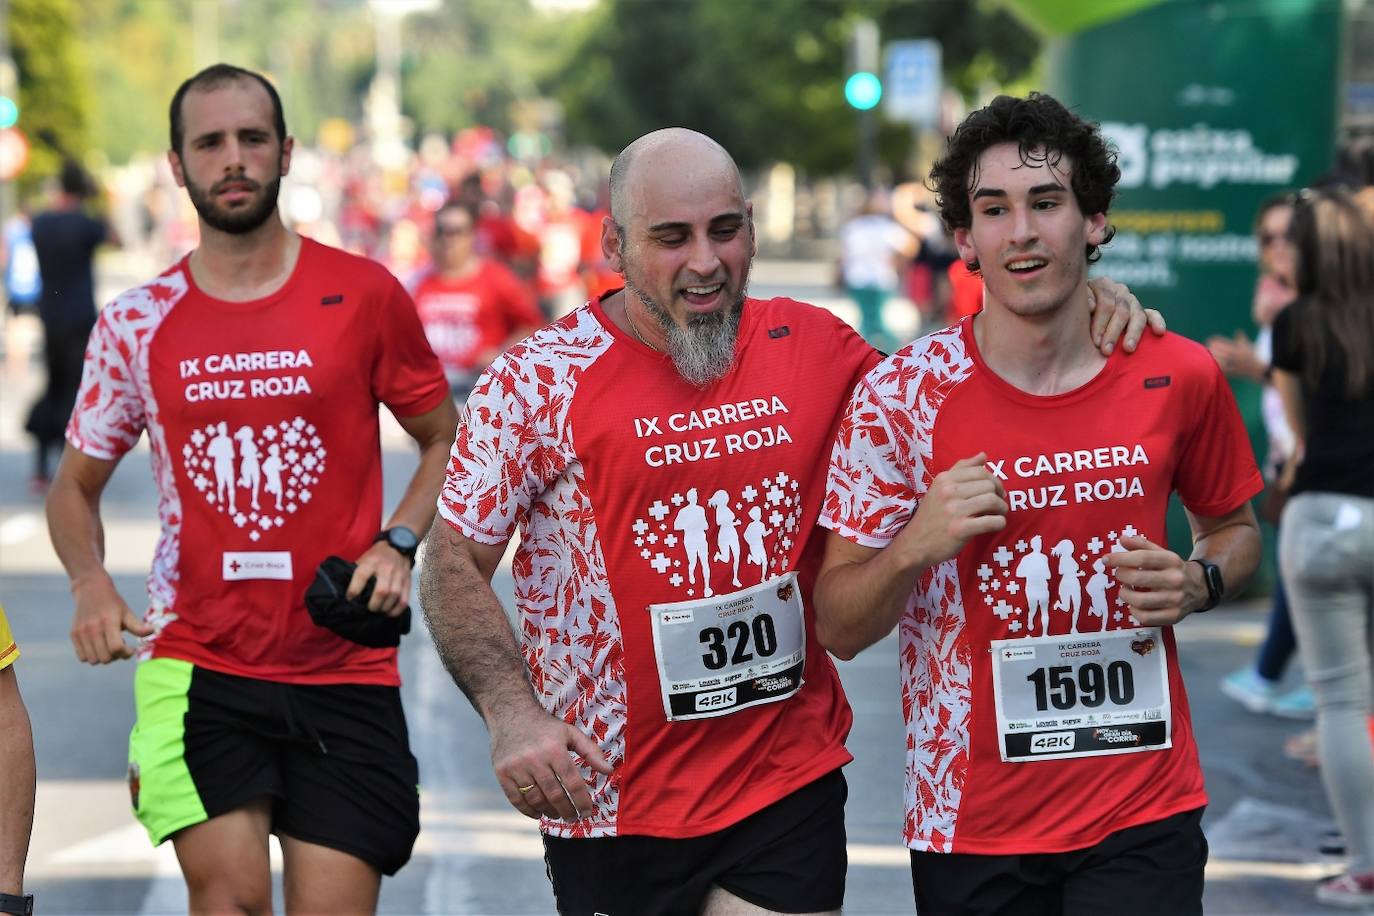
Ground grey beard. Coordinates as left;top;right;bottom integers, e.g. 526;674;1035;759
663;311;740;386
627;279;744;387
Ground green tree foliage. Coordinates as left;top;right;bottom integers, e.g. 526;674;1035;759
10;0;91;187
551;0;1039;175
400;0;593;138
74;0;191;165
73;0;372;163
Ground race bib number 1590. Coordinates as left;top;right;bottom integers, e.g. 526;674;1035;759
989;628;1172;762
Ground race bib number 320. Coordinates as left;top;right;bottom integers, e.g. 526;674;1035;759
649;572;805;721
989;628;1172;762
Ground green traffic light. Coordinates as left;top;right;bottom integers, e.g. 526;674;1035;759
844;72;882;110
0;97;16;130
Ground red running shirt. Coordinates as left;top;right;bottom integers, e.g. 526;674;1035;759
439;295;880;839
67;238;449;685
412;260;544;376
823;319;1262;854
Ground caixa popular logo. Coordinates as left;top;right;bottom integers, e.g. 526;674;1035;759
1031;731;1076;753
696;687;737;712
1099;121;1298;190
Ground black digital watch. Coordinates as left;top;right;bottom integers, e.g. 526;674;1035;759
0;893;33;916
1190;558;1224;613
375;526;419;566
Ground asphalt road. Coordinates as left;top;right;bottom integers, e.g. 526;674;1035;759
0;258;1354;914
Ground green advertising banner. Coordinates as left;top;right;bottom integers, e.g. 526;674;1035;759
1012;0;1343;341
1004;0;1344;587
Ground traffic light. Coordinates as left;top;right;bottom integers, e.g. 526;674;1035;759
0;95;16;130
844;72;882;111
845;18;880;185
845;19;881;111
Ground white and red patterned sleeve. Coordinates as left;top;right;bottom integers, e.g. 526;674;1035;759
437;348;562;545
821;376;918;549
66;310;146;460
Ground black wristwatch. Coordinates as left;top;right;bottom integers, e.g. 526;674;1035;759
375;526;419;566
1190;558;1224;613
0;893;33;916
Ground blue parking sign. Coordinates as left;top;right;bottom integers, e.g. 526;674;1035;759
885;40;942;127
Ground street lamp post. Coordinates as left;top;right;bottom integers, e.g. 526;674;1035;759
846;18;881;188
367;0;441;171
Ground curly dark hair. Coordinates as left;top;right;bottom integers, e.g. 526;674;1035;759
927;92;1119;266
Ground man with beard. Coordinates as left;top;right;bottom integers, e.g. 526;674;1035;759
420;127;1162;915
45;64;457;912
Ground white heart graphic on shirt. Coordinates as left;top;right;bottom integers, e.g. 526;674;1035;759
180;416;327;542
630;472;804;598
980;522;1142;636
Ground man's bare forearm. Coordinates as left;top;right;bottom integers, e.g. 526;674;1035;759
391;402;460;537
815;536;931;661
418;520;540;724
46;464;110;590
1188;506;1262;613
0;669;35;895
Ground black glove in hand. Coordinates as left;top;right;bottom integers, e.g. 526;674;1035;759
304;555;411;648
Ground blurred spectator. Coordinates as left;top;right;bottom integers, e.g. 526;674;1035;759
25;160;119;491
1209;193;1312;720
3;209;41;313
838;188;915;351
534;169;594;318
411;202;544;403
893;181;961;332
1271;188;1374;909
578;179;620;302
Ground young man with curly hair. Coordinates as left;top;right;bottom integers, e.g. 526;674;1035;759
814;93;1262;914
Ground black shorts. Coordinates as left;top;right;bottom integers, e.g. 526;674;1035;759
542;768;848;916
909;807;1208;916
129;658;420;876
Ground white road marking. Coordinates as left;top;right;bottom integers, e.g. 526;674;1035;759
1206;859;1343;881
0;512;40;545
0;515;159;575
